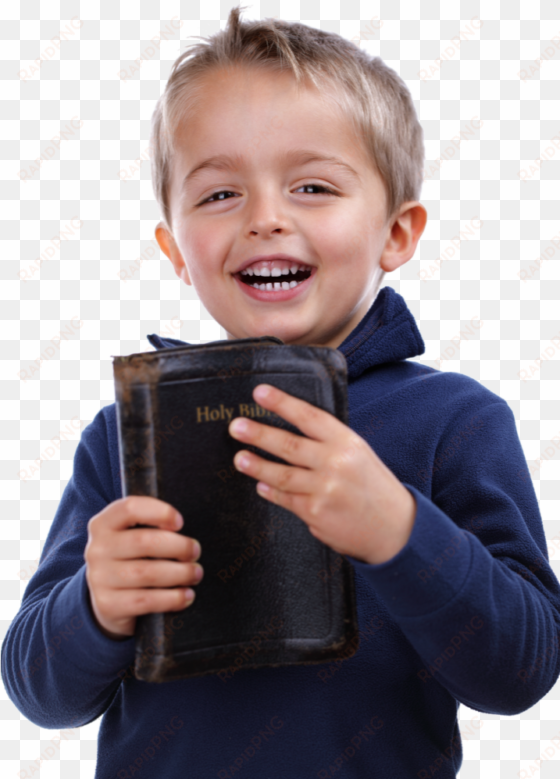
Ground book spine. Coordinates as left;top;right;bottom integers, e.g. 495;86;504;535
115;381;159;498
114;372;168;680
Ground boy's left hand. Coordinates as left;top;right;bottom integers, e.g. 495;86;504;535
228;384;417;566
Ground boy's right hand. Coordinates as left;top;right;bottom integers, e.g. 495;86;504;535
84;496;203;641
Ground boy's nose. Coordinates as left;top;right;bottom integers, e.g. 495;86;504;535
246;200;290;237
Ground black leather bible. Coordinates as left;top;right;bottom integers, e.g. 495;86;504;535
112;336;359;683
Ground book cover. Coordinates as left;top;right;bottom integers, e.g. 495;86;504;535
112;336;359;682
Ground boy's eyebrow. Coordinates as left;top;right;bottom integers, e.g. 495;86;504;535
180;149;360;196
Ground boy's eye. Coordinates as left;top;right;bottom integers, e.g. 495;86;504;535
294;184;336;195
198;183;336;205
199;190;239;204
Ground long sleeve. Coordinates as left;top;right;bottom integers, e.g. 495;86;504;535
1;411;135;729
346;397;560;716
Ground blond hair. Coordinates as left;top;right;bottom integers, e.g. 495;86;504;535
150;5;425;294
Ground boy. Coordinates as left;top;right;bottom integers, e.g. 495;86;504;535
3;7;560;778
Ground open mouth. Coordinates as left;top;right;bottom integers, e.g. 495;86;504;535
235;266;313;291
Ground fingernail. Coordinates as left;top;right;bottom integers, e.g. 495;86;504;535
231;418;248;434
184;588;195;602
192;540;201;559
235;454;250;470
255;384;271;399
194;565;204;582
175;512;184;528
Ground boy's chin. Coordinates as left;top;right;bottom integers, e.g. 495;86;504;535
225;322;321;346
221;284;330;345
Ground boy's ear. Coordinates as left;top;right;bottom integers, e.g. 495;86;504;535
379;202;428;273
155;222;192;285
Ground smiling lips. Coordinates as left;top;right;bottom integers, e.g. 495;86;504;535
236;259;313;290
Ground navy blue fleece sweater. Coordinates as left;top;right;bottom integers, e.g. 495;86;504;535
3;286;560;779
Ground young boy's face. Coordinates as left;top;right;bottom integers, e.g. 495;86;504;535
156;66;422;348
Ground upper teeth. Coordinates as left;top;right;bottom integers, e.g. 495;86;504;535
240;264;306;277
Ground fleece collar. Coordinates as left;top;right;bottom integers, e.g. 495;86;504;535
146;286;425;381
